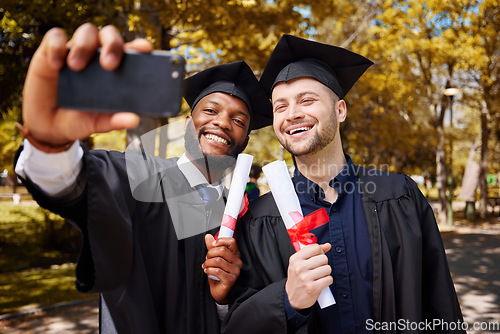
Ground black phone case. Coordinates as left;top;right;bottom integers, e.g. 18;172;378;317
57;49;185;117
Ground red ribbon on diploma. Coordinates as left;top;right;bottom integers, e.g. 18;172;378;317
287;208;329;251
215;194;249;239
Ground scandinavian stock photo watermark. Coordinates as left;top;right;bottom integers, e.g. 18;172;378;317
292;161;391;196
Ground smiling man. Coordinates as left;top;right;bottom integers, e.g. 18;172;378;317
223;35;464;334
13;23;272;334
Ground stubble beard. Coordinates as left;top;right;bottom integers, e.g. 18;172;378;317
281;111;338;157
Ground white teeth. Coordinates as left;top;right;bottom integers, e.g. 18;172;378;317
289;126;311;135
205;133;229;145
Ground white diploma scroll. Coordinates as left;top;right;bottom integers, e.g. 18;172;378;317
262;160;336;309
209;153;253;281
218;153;254;238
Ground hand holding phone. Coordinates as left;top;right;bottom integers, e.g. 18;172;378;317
22;24;157;147
57;49;185;117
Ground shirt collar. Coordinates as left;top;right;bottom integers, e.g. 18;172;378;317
177;153;224;199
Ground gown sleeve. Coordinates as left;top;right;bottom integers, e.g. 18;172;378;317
15;144;138;292
405;176;464;328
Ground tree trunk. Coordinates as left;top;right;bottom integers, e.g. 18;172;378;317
158;118;169;159
478;101;489;218
459;141;480;220
436;125;449;225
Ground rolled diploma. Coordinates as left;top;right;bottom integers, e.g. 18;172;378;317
262;160;335;309
209;153;253;281
218;153;253;238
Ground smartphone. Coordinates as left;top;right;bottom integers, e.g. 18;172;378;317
57;49;185;117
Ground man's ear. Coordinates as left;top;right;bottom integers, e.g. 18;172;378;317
184;115;192;131
336;100;347;123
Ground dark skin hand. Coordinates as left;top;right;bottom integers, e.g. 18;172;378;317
21;23;150;146
203;234;243;304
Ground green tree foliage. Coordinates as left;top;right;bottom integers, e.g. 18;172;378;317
0;107;23;176
123;1;311;149
456;0;499;217
1;0;497;182
128;0;310;71
0;0;133;119
0;0;135;172
306;0;498;222
362;0;498;221
352;0;458;175
245;126;292;167
1;0;311;164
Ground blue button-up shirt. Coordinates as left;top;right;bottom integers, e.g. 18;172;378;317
284;155;373;333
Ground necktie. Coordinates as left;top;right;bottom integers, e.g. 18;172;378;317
195;185;219;209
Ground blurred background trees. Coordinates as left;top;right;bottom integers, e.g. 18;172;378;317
1;0;499;224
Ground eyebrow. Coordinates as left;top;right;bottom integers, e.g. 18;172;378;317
296;91;320;99
205;100;221;107
204;100;250;119
273;91;320;106
235;110;250;119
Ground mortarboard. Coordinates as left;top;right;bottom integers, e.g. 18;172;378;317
184;61;273;130
260;35;374;99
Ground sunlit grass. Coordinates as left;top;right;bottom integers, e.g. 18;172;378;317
0;201;95;315
0;263;96;314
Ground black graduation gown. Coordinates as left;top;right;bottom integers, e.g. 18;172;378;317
15;144;225;334
223;167;464;334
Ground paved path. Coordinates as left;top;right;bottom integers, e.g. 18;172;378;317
0;299;99;333
1;224;499;333
442;225;500;333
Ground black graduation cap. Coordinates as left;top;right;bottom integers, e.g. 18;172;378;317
260;34;374;99
184;61;273;130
